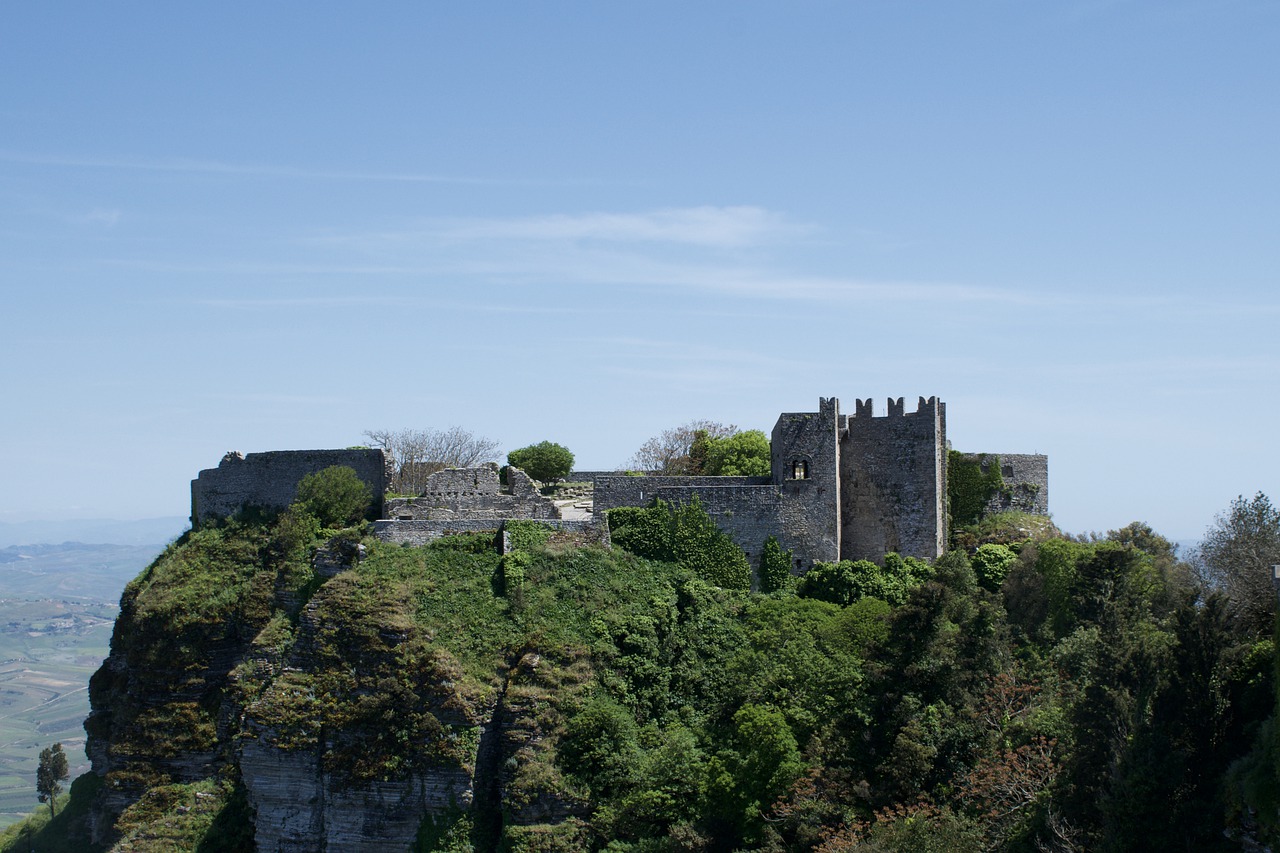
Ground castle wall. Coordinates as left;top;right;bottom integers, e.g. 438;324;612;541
591;476;770;521
649;485;785;569
770;398;842;565
371;518;607;548
966;452;1049;516
191;449;387;526
383;465;559;521
839;397;946;561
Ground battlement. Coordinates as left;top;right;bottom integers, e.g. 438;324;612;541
852;396;943;419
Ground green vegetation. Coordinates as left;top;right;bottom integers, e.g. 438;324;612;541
690;429;771;477
948;450;1005;528
35;745;68;818
759;535;792;593
31;485;1280;852
607;496;751;590
294;465;373;527
507;441;575;484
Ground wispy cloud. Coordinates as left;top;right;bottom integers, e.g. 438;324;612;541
0;150;511;185
410;206;803;248
72;208;122;226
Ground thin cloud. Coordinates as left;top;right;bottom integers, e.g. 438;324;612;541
419;206;803;248
72;208;122;226
0;150;512;185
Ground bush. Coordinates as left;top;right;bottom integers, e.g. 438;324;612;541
798;553;931;606
759;536;793;593
507;441;575;483
972;543;1018;591
294;466;372;528
607;497;750;590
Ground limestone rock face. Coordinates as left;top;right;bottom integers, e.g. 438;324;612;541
83;521;596;851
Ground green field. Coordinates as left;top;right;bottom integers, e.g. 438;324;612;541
0;599;116;826
0;542;160;828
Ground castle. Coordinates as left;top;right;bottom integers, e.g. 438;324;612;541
191;396;1048;569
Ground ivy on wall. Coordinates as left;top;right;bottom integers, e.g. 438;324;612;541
947;451;1004;528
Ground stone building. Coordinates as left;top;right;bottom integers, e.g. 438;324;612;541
189;395;1047;572
594;396;1047;570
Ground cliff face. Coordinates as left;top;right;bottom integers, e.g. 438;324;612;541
84;521;599;851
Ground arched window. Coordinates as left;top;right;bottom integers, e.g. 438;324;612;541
791;459;809;480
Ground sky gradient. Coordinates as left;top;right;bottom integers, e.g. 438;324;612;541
2;2;1277;542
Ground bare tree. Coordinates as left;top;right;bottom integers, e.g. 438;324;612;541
1190;492;1280;636
628;420;737;474
364;427;501;494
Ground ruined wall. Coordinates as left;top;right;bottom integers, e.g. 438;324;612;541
770;398;842;565
384;465;559;521
966;452;1049;516
191;449;386;526
591;476;770;521
371;518;607;548
840;397;946;561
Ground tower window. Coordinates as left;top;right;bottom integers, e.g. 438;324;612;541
792;459;809;480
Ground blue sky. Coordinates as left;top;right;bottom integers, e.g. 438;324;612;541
1;1;1276;541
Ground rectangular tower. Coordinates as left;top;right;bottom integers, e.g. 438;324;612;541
770;397;842;566
839;396;946;561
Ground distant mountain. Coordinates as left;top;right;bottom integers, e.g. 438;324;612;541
0;517;188;549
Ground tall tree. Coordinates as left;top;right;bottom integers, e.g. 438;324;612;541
628;420;737;474
37;742;68;818
1192;493;1280;637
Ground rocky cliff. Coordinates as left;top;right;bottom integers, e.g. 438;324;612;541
82;517;608;852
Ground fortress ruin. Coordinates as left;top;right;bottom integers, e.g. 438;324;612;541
190;395;1048;570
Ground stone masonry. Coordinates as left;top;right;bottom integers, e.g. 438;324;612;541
592;396;1048;571
191;449;388;526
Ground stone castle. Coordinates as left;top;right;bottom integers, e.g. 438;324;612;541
191;395;1048;569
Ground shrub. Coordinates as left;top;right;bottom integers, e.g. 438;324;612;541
608;497;750;590
759;536;793;593
294;466;372;528
972;543;1018;591
507;441;575;483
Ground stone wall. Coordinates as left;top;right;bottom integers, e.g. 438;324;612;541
771;398;842;565
966;452;1049;516
592;475;771;520
371;519;607;549
839;397;947;561
191;449;387;526
649;485;785;568
384;465;559;521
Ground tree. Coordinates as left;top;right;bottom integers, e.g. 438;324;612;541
759;536;793;593
507;441;574;484
295;465;373;527
699;430;771;477
37;742;68;817
1192;492;1280;636
628;420;737;474
363;427;501;494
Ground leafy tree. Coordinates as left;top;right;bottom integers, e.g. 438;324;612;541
294;465;373;527
971;543;1017;591
506;441;575;483
1192;492;1280;637
36;742;68;817
363;426;501;494
698;429;771;477
607;497;750;590
759;536;793;593
798;554;931;607
628;420;737;474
